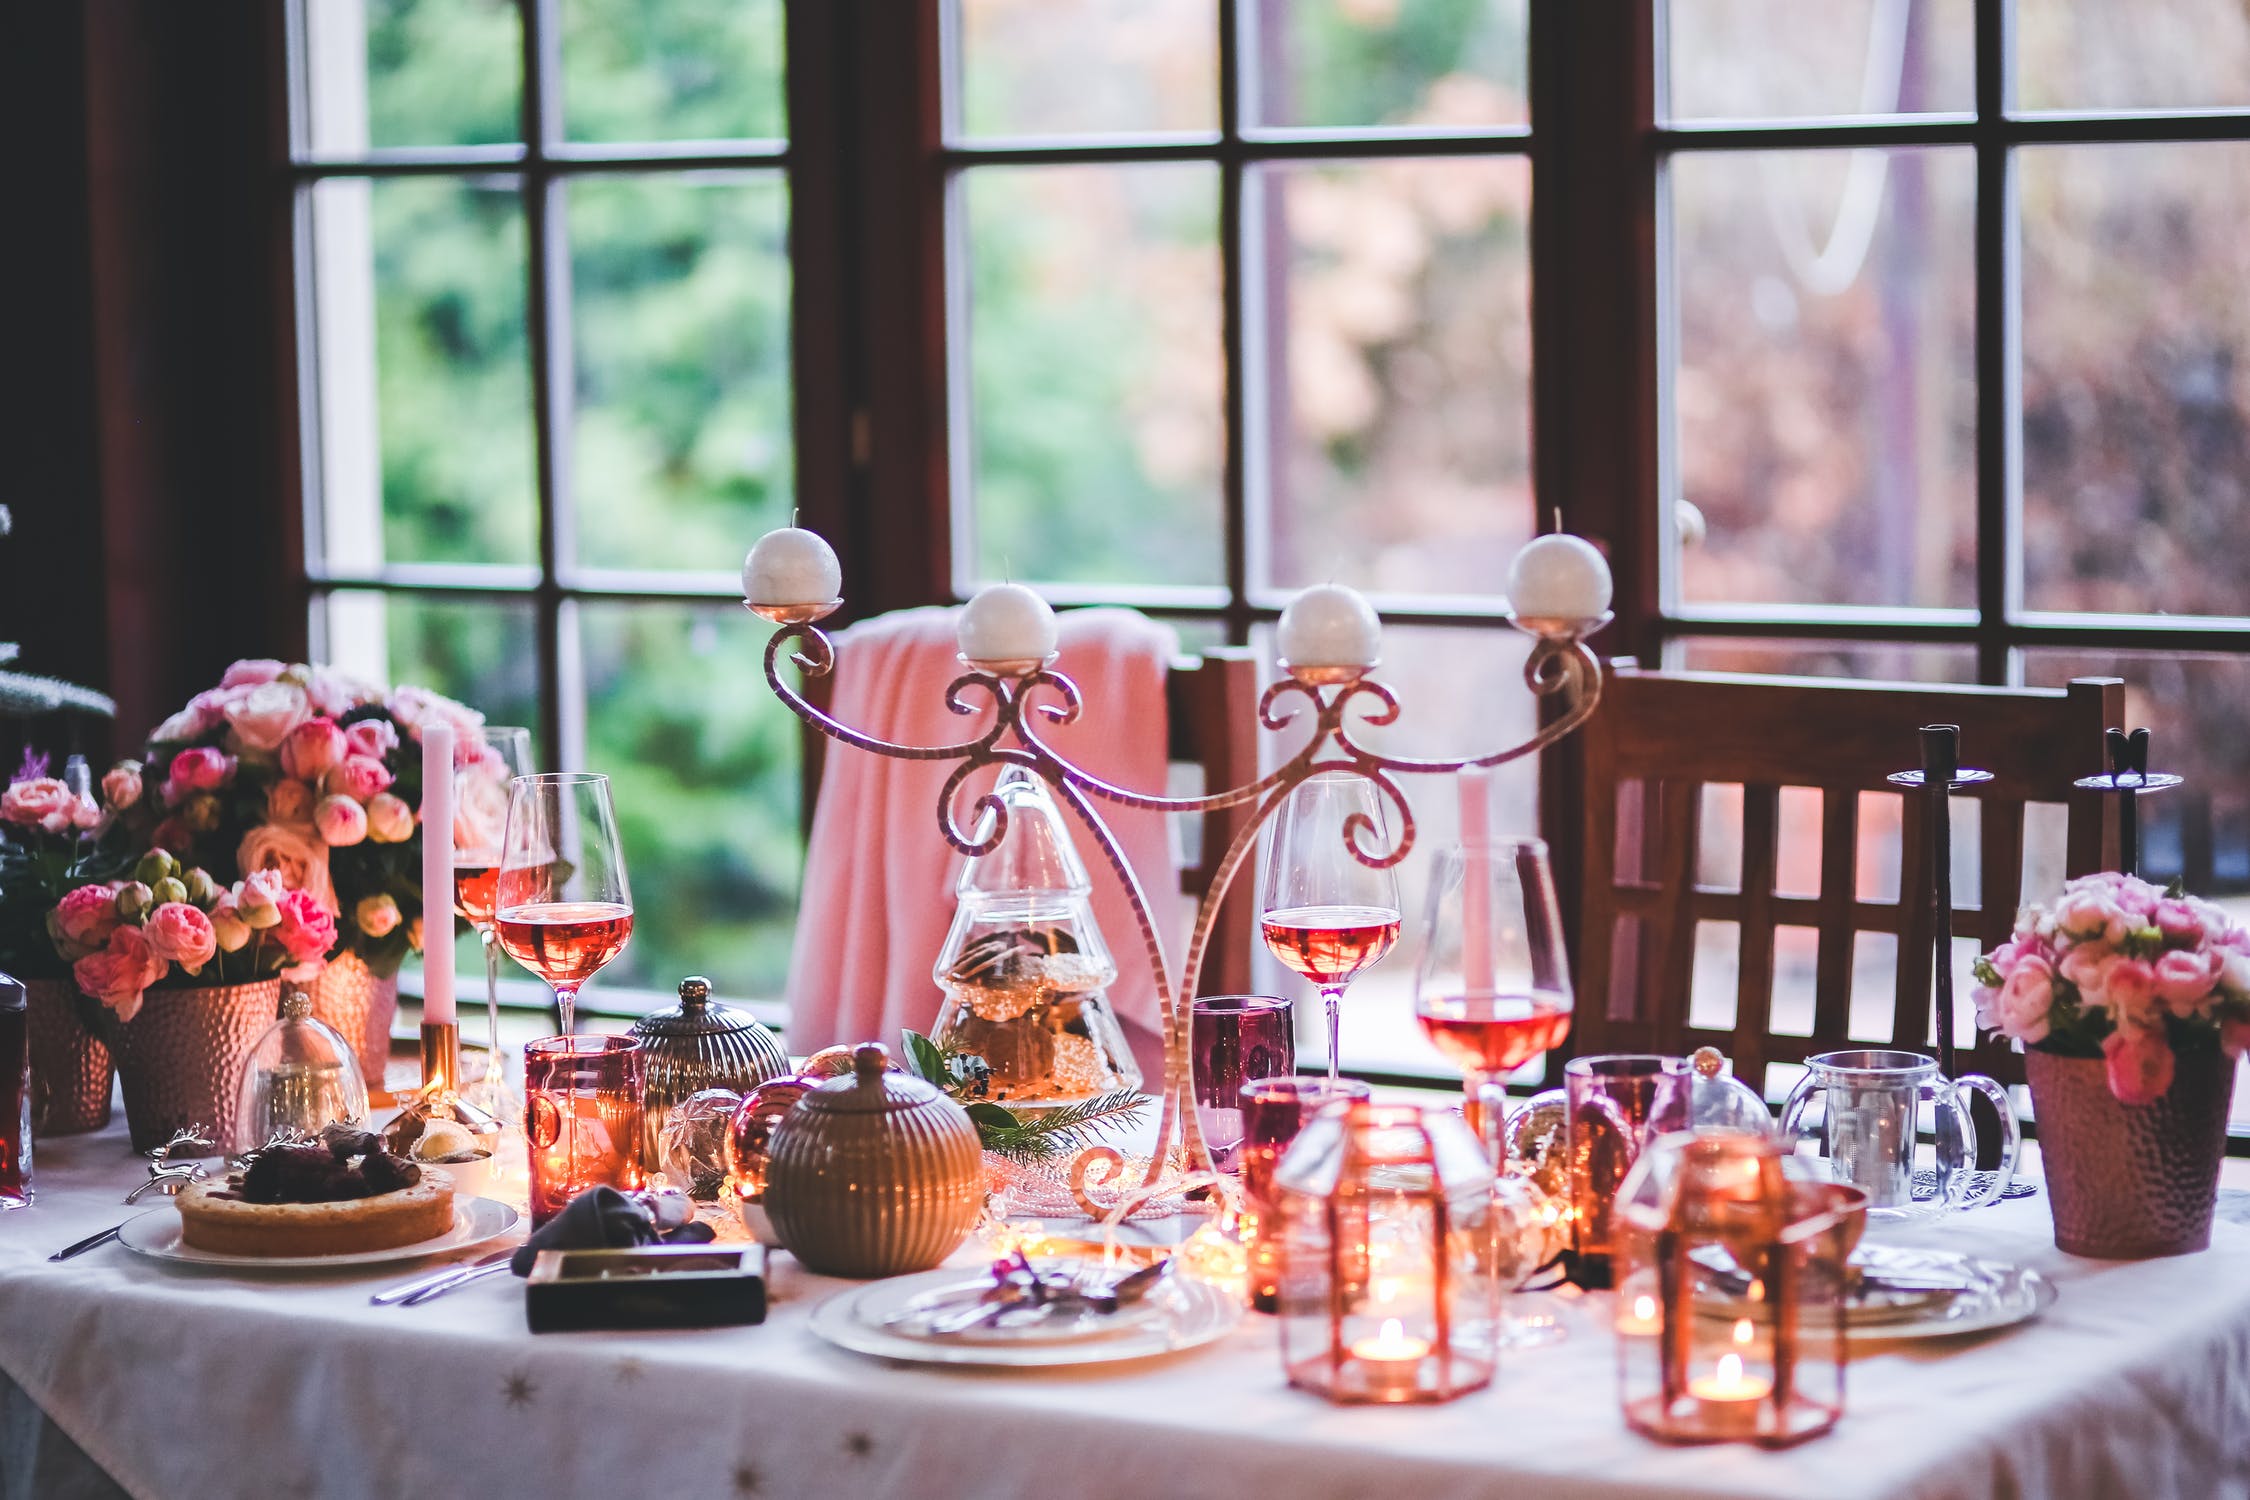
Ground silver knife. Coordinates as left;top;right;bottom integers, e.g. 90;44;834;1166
371;1248;513;1306
50;1223;128;1261
399;1260;514;1305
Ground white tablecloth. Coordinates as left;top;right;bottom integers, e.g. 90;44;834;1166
5;1120;2250;1500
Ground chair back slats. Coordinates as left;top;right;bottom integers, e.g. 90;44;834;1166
1808;785;1860;1056
1568;666;2125;1092
1730;783;1782;1088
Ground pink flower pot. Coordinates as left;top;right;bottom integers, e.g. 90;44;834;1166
102;981;284;1154
25;977;114;1135
2025;1046;2236;1258
307;951;399;1091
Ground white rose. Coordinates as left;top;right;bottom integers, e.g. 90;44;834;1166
225;681;312;754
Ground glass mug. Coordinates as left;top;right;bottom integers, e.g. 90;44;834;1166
1779;1049;2020;1225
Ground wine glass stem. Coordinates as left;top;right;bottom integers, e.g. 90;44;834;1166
480;931;503;1085
1323;989;1343;1083
1462;1069;1498;1153
553;984;577;1038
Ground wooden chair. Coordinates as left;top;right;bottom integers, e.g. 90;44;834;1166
1568;665;2125;1096
799;644;1262;996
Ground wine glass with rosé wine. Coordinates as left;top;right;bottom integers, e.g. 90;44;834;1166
453;726;534;1116
495;772;633;1038
1260;771;1403;1082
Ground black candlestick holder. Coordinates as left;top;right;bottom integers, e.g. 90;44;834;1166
1888;725;1990;1083
2072;727;2181;879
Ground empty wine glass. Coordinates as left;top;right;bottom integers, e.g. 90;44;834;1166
1260;771;1402;1082
495;773;633;1037
454;726;533;1116
1411;836;1573;1145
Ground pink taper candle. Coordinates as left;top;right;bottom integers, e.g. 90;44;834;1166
419;720;456;1025
1458;767;1495;1001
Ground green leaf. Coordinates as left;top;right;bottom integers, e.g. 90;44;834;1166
901;1029;948;1086
964;1101;1020;1131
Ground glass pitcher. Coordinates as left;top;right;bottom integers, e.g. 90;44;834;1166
929;766;1141;1109
1779;1049;2020;1226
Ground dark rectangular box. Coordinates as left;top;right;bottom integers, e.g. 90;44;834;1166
525;1244;767;1333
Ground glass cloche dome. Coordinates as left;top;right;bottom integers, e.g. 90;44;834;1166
232;990;370;1152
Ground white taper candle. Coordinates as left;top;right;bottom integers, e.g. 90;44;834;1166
419;720;456;1026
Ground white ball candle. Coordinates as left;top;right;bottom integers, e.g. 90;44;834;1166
1275;583;1381;669
741;526;842;607
958;583;1058;665
1505;533;1613;621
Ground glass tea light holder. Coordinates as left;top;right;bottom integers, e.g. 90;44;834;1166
1270;1100;1503;1404
1611;1130;1864;1447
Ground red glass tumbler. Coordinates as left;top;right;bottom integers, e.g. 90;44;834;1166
524;1034;646;1227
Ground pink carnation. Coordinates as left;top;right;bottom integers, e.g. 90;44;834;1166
73;925;170;1023
2102;1027;2176;1106
141;901;218;976
279;716;348;781
327;754;394;803
344;718;400;761
272;889;338;977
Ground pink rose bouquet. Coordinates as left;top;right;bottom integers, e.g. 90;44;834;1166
48;852;303;1021
0;750;145;983
130;660;491;979
1973;871;2250;1105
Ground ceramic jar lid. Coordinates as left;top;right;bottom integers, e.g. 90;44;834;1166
799;1042;955;1116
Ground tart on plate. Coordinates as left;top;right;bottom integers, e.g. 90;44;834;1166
177;1128;456;1258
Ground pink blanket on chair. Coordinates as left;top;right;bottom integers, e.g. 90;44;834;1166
781;606;1183;1083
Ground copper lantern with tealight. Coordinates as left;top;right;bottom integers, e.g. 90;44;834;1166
1270;1099;1503;1404
1611;1129;1865;1447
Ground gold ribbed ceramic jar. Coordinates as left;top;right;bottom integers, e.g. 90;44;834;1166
103;980;284;1153
764;1042;984;1278
25;977;114;1135
631;976;792;1164
307;951;399;1090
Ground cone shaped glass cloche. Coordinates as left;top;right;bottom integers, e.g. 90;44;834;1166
929;766;1142;1108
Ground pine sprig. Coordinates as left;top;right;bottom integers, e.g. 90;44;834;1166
972;1090;1149;1165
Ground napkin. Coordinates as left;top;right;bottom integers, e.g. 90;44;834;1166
510;1187;717;1276
781;605;1184;1083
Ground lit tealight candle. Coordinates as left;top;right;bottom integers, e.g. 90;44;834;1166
1348;1317;1432;1400
1275;583;1381;675
1615;1293;1662;1337
958;583;1058;669
1686;1352;1774;1424
1505;532;1613;624
742;526;842;608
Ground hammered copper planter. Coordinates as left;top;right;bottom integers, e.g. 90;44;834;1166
308;951;399;1091
764;1042;984;1278
26;978;113;1135
2025;1047;2236;1258
104;981;284;1154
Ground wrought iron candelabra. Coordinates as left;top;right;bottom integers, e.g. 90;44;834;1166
748;594;1611;1194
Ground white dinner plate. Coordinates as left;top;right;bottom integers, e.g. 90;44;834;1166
117;1196;520;1270
1840;1248;2058;1343
812;1266;1242;1369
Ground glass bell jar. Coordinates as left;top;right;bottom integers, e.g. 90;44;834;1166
929;766;1141;1109
232;990;370;1152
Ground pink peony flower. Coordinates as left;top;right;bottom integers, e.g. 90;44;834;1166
224;680;311;754
141;901;218;976
150;687;235;744
2112;877;2161;921
386;685;484;746
237;823;338;915
2102;1027;2176;1106
314;794;368;847
279;716;348;781
1993;955;2055;1046
73;925;170;1023
2059;942;2117;997
354;893;402;939
365;791;415;844
235;870;287;929
328;755;394;804
273;889;338;976
2223;1016;2250;1057
221;659;289;689
300;664;381;718
2103;957;2158;1024
2151;949;2221;1017
2153;898;2208;950
2054;888;2129;947
48;882;124;962
344;718;400;761
1;777;89;834
161;747;236;803
267;778;315;827
102;763;142;812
